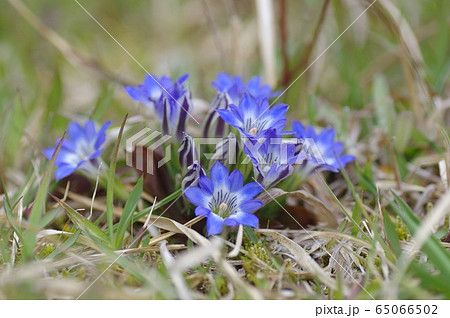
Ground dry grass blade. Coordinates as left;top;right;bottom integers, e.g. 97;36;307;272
259;229;337;290
165;219;263;299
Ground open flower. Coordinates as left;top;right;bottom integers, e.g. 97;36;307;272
292;121;356;172
217;94;289;138
124;74;188;108
43;120;111;181
212;73;279;104
244;128;297;188
184;162;263;235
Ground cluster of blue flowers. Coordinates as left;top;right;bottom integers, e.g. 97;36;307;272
45;72;355;236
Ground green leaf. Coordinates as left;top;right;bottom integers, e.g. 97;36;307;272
382;211;401;257
90;84;115;121
47;230;81;259
22;132;65;260
51;194;109;245
6;97;27;164
46;70;62;117
409;262;450;298
114;176;143;249
373;75;396;136
106;114;128;244
3;193;25;245
133;188;182;220
390;192;450;277
393;111;413;153
351;201;362;236
355;164;377;196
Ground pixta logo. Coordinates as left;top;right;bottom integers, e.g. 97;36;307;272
126;128;328;174
126;128;172;174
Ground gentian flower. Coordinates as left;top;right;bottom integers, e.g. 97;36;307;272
124;74;188;108
244;128;297;188
217;94;289;138
43;120;111;181
184;162;263;235
292;121;356;172
203;92;230;137
212;73;279;104
125;74;192;140
182;160;205;189
178;133;196;173
210;132;239;165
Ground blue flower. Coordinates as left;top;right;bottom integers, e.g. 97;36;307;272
182;160;206;189
124;74;188;107
244;128;297;188
212;73;279;104
125;74;191;140
178;133;196;173
217;94;289;138
157;80;192;140
43;120;111;181
184;162;264;235
292;121;356;172
203;92;230;138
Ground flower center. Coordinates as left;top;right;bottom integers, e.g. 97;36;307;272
209;189;238;217
219;202;228;212
249;127;258;136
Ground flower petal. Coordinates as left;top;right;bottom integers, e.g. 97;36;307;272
224;212;259;228
237;181;263;200
292;121;307;138
124;86;146;103
84;120;96;142
229;170;243;192
206;213;224;235
210;162;230;192
239;199;263;213
43;147;56;160
55;165;77;181
94;121;111;149
198;175;214;194
217;109;243;129
339;154;356;166
67;122;84;141
195;206;211;217
239;94;259;119
184;186;211;207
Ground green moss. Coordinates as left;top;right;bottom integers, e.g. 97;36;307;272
395;216;410;241
215;275;228;296
37;243;56;259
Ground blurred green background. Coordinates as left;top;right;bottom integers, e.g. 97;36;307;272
1;0;449;181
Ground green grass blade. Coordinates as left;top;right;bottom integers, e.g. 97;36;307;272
106;114;128;244
382;211;401;257
51;194;109;245
390;191;450;277
114;176;143;249
133;188;182;220
47;230;81;259
22;132;65;260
